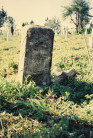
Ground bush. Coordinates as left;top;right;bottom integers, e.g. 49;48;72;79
87;27;92;34
8;61;18;73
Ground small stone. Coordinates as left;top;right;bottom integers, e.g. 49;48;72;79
52;68;76;84
64;68;76;77
52;67;62;76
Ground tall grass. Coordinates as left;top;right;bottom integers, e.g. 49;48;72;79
0;34;93;137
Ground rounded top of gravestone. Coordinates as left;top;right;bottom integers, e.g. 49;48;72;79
22;24;53;30
21;25;54;40
28;25;53;32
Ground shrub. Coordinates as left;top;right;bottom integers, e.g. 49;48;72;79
8;61;18;73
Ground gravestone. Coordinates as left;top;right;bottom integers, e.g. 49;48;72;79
18;25;54;86
63;27;66;35
71;27;74;34
65;27;69;39
3;22;7;38
85;28;87;35
0;30;2;35
7;21;12;41
14;31;16;36
2;20;12;41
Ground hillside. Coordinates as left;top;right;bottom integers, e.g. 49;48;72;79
0;34;93;138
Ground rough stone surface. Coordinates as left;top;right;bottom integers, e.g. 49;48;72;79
18;25;54;86
51;68;76;83
52;67;62;76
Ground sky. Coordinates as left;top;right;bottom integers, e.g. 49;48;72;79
0;0;93;29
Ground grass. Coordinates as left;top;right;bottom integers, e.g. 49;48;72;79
0;36;20;77
0;34;93;137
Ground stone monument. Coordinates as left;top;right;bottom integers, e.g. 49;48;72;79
0;30;2;35
3;22;7;38
65;27;69;39
63;27;66;35
6;20;12;41
18;25;54;86
85;28;87;35
71;27;74;34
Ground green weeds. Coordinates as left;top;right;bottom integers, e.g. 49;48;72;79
0;34;93;137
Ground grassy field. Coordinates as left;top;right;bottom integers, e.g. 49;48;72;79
0;34;93;137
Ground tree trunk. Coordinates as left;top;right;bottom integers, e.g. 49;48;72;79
77;11;80;33
80;19;83;31
76;25;78;33
76;11;78;33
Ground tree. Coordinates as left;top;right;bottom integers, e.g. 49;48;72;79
22;22;29;27
30;20;34;25
62;0;93;33
44;17;61;32
22;23;25;27
0;7;7;27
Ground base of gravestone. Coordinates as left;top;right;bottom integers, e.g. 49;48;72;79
25;73;51;86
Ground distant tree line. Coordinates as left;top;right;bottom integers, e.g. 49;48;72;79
22;20;34;27
0;7;15;35
1;0;92;35
44;17;61;32
22;17;61;32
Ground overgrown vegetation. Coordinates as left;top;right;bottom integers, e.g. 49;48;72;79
0;34;93;137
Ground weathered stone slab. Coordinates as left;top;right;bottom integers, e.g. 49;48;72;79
7;21;12;41
89;28;93;48
18;25;54;86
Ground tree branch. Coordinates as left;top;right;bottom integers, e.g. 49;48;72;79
87;14;93;17
70;15;77;26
